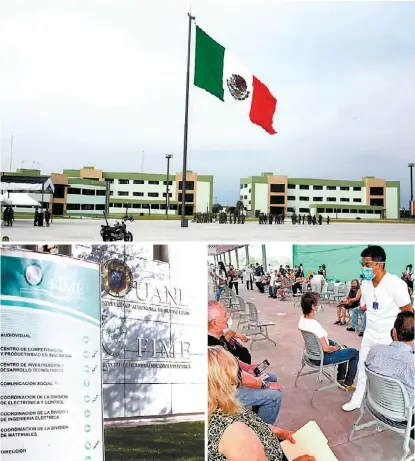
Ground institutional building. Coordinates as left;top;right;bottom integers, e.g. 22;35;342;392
240;172;400;220
2;167;213;217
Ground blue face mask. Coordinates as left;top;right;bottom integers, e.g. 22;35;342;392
362;267;375;281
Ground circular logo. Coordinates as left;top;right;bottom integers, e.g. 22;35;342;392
102;314;127;357
24;264;43;286
101;259;133;297
226;74;250;101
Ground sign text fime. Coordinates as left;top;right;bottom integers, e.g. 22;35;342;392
137;338;190;360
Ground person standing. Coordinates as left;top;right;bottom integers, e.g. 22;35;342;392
229;265;239;296
34;206;39;226
342;245;413;412
216;261;228;302
246;265;254;290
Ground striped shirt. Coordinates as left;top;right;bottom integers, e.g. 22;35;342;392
366;342;415;406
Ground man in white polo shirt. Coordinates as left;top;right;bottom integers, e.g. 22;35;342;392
342;245;413;412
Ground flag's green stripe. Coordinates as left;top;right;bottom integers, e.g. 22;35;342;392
194;26;225;102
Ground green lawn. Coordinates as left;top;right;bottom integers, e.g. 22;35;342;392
105;421;205;461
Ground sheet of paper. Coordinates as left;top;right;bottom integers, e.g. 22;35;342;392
280;421;338;461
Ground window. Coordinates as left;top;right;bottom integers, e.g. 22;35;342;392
82;189;96;196
340;198;350;202
342;209;350;213
287;207;294;212
244;184;248;188
118;191;129;196
240;184;243;189
313;197;323;202
317;208;325;213
244;195;248;200
96;189;106;196
150;204;160;209
299;208;309;213
326;186;336;191
133;180;144;184
327;197;336;202
353;186;362;191
113;203;122;208
68;187;81;194
288;184;296;189
240;195;243;200
109;191;114;196
340;186;350;191
350;209;358;213
366;209;374;214
249;189;251;193
270;195;284;205
326;208;334;213
105;178;114;184
132;203;141;208
299;196;309;201
299;185;309;190
148;180;160;185
375;210;382;215
370;187;384;196
313;185;323;190
178;181;195;190
178;193;194;202
270;184;285;193
163;181;173;186
359;210;366;214
353;198;362;203
249;201;251;205
370;198;384;207
148;192;159;197
118;179;129;185
170;204;178;210
95;204;105;210
162;193;173;198
54;185;65;199
66;203;81;210
287;196;295;201
133;192;144;197
142;204;149;209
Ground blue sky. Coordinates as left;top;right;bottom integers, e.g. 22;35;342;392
1;0;414;206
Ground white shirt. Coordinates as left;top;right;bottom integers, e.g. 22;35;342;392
311;274;324;284
360;273;411;337
298;316;329;344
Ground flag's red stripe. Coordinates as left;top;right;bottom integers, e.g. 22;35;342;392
249;76;277;135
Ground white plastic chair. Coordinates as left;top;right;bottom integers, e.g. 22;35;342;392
350;365;414;461
245;301;276;350
295;330;348;406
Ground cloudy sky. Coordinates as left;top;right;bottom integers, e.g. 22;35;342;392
1;0;414;205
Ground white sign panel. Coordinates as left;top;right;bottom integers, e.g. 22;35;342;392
0;249;104;461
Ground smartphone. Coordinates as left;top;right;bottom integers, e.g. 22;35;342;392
253;359;270;376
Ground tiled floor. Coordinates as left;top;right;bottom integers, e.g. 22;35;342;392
225;283;413;461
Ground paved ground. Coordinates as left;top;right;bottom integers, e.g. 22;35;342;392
2;219;415;242
211;282;412;461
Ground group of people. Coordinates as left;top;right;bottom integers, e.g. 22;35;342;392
208;245;414;460
2;205;15;226
193;212;246;224
34;206;51;227
258;214;286;225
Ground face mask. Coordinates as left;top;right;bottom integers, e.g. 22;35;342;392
227;317;233;328
315;305;322;316
362;267;375;281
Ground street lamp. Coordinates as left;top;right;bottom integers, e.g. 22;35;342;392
165;154;173;218
408;163;414;218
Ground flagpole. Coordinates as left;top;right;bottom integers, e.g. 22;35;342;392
181;12;195;228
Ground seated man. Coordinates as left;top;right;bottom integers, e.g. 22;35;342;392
346;304;366;337
268;270;278;299
366;311;414;440
208;301;283;424
334;279;361;326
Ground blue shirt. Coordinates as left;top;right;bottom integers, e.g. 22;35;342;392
366;342;415;406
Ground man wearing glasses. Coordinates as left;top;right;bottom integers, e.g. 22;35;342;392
342;245;413;412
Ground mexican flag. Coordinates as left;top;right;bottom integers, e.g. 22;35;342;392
194;26;277;135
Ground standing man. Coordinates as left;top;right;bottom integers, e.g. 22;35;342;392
246;264;254;291
342;245;413;412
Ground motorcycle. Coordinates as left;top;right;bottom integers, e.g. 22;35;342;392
123;215;134;223
100;212;133;242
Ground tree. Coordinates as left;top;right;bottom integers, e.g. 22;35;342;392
212;203;223;213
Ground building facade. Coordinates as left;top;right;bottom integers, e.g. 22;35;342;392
240;173;400;220
2;167;213;217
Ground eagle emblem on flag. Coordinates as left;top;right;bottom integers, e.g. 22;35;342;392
226;74;250;101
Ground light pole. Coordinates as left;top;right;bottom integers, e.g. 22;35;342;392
409;163;414;218
165;154;172;218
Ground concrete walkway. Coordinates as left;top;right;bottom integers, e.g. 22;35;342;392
228;283;411;461
2;219;415;242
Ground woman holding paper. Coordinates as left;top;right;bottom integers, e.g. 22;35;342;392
208;346;316;461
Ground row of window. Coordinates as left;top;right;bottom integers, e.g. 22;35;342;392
110;203;179;210
68;187;106;196
104;179;195;189
240;184;365;192
284;207;382;215
240;196;384;207
114;191;173;198
288;196;362;203
67;204;106;211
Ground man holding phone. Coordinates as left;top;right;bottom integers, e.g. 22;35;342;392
208;301;283;424
342;246;413;412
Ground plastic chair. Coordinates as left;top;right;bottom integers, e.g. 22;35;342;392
295;330;348;406
350;365;414;461
334;283;347;302
245;301;276;350
322;282;335;303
